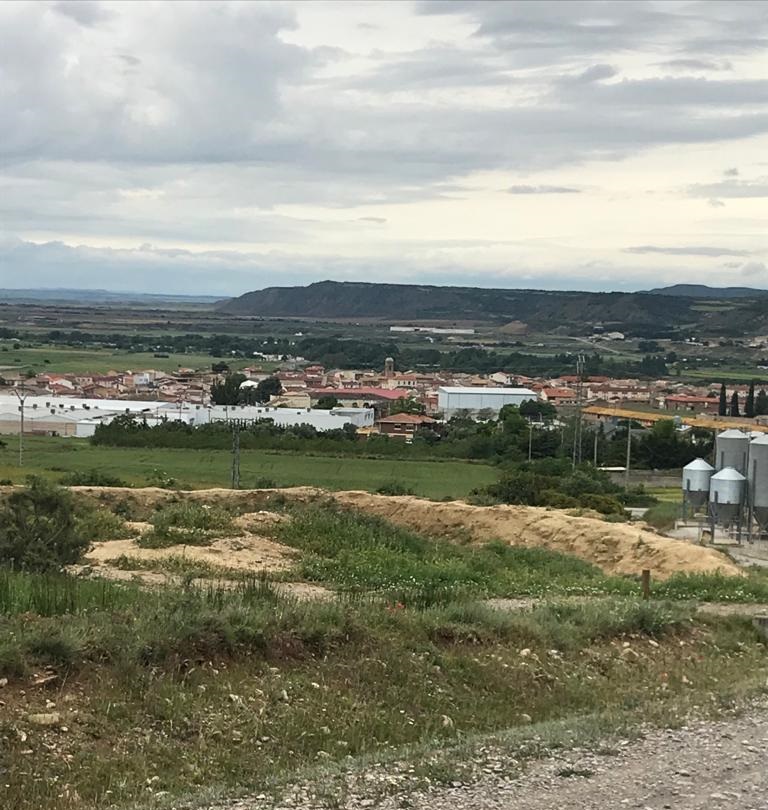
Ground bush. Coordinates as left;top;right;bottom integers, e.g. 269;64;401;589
139;502;237;548
0;478;91;571
74;507;132;542
59;469;128;487
376;480;414;496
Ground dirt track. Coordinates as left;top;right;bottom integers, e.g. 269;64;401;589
207;703;768;810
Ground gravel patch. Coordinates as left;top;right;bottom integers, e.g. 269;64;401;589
202;702;768;810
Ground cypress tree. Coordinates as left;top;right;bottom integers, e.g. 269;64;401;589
746;381;756;418
730;391;740;417
719;383;727;416
757;389;768;416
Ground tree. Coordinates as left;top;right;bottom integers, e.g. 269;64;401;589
746;381;756;418
519;398;557;421
719;383;727;416
389;397;425;415
730;391;740;418
756;389;768;416
211;361;230;374
316;395;339;409
210;373;246;405
0;478;90;571
252;376;282;404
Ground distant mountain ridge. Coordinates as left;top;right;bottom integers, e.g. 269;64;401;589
646;284;768;299
219;280;768;336
219;280;688;328
0;288;222;305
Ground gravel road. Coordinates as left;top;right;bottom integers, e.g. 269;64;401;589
375;708;768;810
213;703;768;810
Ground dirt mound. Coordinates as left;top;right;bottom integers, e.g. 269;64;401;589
68;485;741;580
322;491;741;580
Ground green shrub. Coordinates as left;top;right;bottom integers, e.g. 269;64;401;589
579;494;624;515
74;506;132;542
59;469;128;487
139;502;237;548
0;478;90;571
376;480;415;496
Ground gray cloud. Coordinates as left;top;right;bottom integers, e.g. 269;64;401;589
625;245;752;257
741;261;767;277
560;64;618;84
52;1;111;27
656;58;732;72
506;185;582;194
688;178;768;198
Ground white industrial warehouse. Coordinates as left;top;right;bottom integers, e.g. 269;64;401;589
0;394;374;438
437;386;538;419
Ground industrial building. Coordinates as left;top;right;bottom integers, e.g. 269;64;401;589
0;394;374;438
682;428;768;539
437;386;538;419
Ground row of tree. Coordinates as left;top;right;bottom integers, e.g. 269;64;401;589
717;381;768;418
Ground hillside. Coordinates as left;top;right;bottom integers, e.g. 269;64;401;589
219;280;693;330
647;284;768;299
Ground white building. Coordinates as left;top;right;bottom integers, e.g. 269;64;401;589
0;394;374;437
437;386;538;419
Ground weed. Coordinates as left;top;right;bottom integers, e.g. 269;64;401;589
138;502;238;548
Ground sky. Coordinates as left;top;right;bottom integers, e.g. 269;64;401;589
1;0;768;296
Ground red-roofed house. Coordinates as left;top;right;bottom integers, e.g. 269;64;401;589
375;412;438;441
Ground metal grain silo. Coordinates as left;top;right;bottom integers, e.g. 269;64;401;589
715;429;750;474
682;458;714;507
709;467;745;525
748;435;768;530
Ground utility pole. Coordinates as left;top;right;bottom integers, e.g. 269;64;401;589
13;383;27;467
231;423;240;489
571;354;585;468
593;430;599;466
625;419;632;488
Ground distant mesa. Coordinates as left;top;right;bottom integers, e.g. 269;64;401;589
645;284;768;299
217;280;690;328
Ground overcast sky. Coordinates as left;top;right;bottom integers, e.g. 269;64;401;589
1;0;767;296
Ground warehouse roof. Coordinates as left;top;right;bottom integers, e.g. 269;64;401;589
438;386;537;396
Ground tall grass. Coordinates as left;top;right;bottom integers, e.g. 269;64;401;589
276;505;634;599
0;569;139;616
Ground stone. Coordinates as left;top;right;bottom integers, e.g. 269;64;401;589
26;712;61;727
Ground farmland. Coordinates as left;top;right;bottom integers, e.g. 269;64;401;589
0;344;259;375
0;435;498;499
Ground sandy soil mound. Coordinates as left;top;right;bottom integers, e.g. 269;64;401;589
322;491;741;580
69;485;741;580
86;530;294;573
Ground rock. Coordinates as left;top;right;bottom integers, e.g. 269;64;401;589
519;713;533;724
26;712;61;727
0;678;7;688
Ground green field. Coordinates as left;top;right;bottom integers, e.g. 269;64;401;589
683;368;768;383
0;436;497;499
0;345;263;374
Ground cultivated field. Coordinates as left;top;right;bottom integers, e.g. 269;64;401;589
0;345;259;374
0;436;498;499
